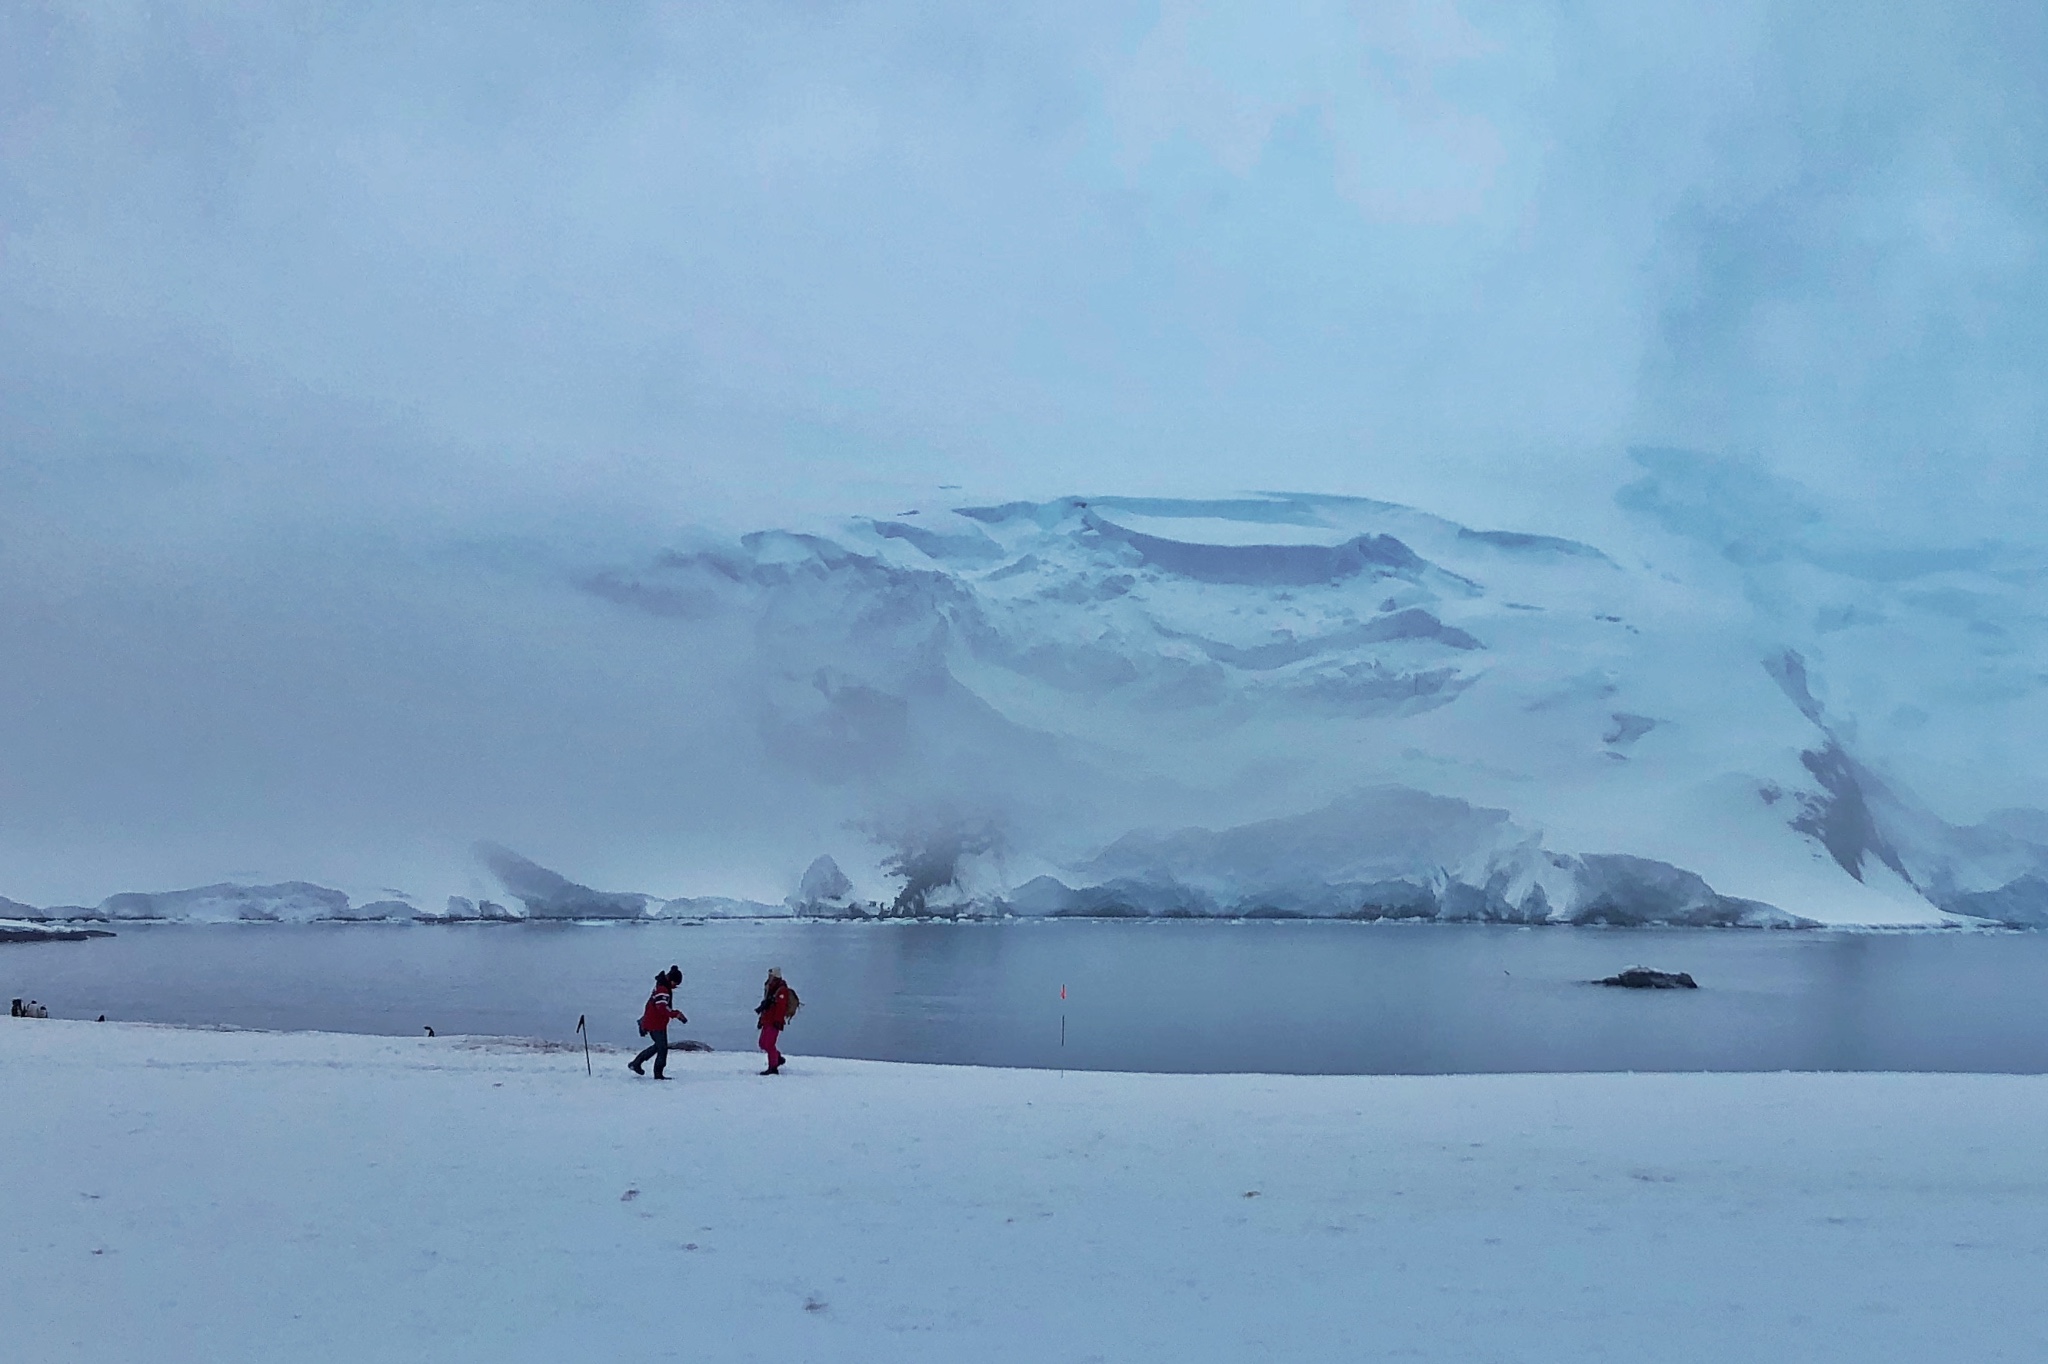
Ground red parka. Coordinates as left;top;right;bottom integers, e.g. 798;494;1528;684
639;986;684;1035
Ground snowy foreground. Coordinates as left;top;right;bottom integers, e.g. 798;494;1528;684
7;1023;2048;1363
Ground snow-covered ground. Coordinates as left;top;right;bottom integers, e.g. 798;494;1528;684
7;1020;2047;1362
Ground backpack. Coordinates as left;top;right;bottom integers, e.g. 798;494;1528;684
780;986;801;1025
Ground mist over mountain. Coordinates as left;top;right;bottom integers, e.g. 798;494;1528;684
3;450;2043;929
16;459;2044;928
558;467;2042;926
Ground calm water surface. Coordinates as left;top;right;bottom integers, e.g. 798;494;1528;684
6;921;2047;1074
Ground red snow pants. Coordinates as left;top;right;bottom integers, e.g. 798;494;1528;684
759;1025;784;1070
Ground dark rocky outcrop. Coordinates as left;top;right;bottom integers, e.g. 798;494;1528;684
0;922;115;943
1596;967;1698;989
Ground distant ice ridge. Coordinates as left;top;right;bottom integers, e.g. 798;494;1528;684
0;820;1810;927
11;882;394;925
10;848;787;926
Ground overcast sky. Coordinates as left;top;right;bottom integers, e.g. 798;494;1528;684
4;1;2045;902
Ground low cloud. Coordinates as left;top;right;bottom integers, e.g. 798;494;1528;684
4;2;2046;899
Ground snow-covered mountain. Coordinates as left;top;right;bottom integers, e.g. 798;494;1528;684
584;460;2048;928
13;453;2044;928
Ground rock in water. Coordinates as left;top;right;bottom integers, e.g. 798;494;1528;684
0;921;115;943
1596;967;1698;989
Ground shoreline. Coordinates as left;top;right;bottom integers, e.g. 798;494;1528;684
20;1015;2048;1078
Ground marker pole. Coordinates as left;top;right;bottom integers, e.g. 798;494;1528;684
577;1014;591;1076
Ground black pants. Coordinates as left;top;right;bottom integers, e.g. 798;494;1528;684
634;1029;669;1077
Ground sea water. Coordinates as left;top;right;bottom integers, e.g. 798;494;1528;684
6;920;2047;1075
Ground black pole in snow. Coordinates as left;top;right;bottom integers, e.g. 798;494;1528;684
576;1014;591;1075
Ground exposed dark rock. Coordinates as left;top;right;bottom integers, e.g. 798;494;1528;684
1596;967;1698;989
1790;740;1912;885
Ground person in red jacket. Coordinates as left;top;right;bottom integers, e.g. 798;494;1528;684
754;967;798;1075
630;966;686;1079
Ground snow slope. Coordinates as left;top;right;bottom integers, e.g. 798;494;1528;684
591;473;2048;926
7;1020;2048;1363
